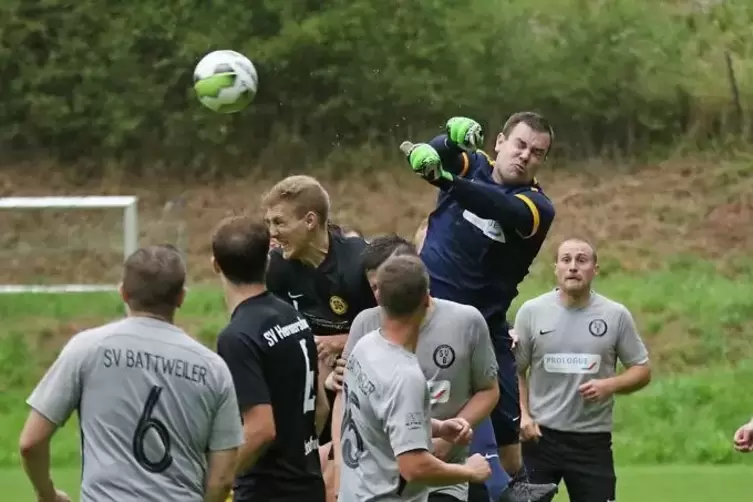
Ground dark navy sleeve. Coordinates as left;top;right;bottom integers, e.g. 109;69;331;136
428;134;471;177
439;179;555;239
265;250;291;305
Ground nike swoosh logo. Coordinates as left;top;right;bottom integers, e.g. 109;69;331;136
288;293;304;299
483;453;499;460
539;329;555;335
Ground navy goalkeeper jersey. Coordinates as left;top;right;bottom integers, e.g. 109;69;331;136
419;135;556;329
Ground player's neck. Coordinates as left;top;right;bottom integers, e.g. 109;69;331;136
223;283;267;313
297;228;329;268
557;288;592;309
381;320;420;352
128;311;174;325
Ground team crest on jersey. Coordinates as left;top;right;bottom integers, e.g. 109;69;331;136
433;344;456;369
329;295;348;315
588;319;608;337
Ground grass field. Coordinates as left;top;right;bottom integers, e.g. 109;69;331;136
1;254;752;500
1;465;750;501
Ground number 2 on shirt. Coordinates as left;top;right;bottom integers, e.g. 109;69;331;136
299;339;316;414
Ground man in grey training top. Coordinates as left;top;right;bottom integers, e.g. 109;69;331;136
338;254;492;502
19;245;244;502
515;238;651;502
333;235;558;502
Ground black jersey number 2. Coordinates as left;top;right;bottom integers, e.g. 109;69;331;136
132;385;173;473
299;339;316;414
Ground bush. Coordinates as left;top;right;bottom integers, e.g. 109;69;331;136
1;0;752;173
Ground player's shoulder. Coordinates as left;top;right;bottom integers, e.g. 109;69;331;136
433;298;485;324
514;181;555;216
330;230;368;261
590;292;634;319
221;292;302;340
519;289;560;313
352;305;382;327
62;318;128;354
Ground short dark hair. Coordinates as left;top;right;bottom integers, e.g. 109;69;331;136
502;111;554;156
212;215;270;285
122;245;186;315
362;234;417;273
376;255;429;318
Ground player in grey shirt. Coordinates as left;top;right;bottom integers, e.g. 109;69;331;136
330;235;558;502
19;245;244;502
338;254;492;502
515;238;651;502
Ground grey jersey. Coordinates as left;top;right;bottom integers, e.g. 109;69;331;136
515;290;649;433
26;317;244;502
344;299;498;501
338;330;432;502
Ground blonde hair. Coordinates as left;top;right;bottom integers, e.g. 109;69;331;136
261;175;331;224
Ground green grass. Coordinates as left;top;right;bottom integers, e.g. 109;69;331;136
1;465;750;502
1;257;753;473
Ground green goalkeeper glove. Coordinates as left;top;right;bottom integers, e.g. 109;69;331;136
399;141;452;183
446;116;484;152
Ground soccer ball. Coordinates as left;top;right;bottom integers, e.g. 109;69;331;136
193;50;258;114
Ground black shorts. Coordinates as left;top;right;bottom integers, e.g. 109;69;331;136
522;426;616;502
489;320;520;446
427;493;462;502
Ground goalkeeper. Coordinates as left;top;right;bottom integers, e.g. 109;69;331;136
399;113;556;502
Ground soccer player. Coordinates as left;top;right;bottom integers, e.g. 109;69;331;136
262;175;376;455
515;238;652;502
401;113;556;498
19;245;243;502
733;418;753;453
338;254;492;501
212;216;329;502
212;216;330;502
336;236;558;502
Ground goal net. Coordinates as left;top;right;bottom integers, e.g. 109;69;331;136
0;196;184;294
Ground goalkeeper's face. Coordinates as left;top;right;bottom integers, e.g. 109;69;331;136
264;202;315;260
493;123;550;185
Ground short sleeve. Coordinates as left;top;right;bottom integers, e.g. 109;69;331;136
343;310;377;360
26;333;90;426
380;367;431;456
514;303;534;373
468;309;498;391
208;359;245;451
616;307;649;368
216;330;270;412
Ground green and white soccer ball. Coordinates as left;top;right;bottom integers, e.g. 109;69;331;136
193;50;258;114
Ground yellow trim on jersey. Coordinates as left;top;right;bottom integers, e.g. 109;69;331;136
514;194;540;238
479;150;494;165
459;152;470;177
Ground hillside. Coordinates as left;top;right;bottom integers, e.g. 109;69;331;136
1;154;752;374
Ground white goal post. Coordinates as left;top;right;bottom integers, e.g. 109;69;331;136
0;195;138;294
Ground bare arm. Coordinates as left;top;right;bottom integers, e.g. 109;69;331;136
606;364;651;395
315;369;330;437
204;448;238;502
329;392;344;495
236;405;276;474
457;384;499;427
518;371;532;419
19;411;59;501
397;449;478;486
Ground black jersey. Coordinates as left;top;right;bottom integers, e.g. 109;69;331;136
266;230;376;336
216;292;324;502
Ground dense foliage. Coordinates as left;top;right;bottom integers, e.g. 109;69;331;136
1;0;752;172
